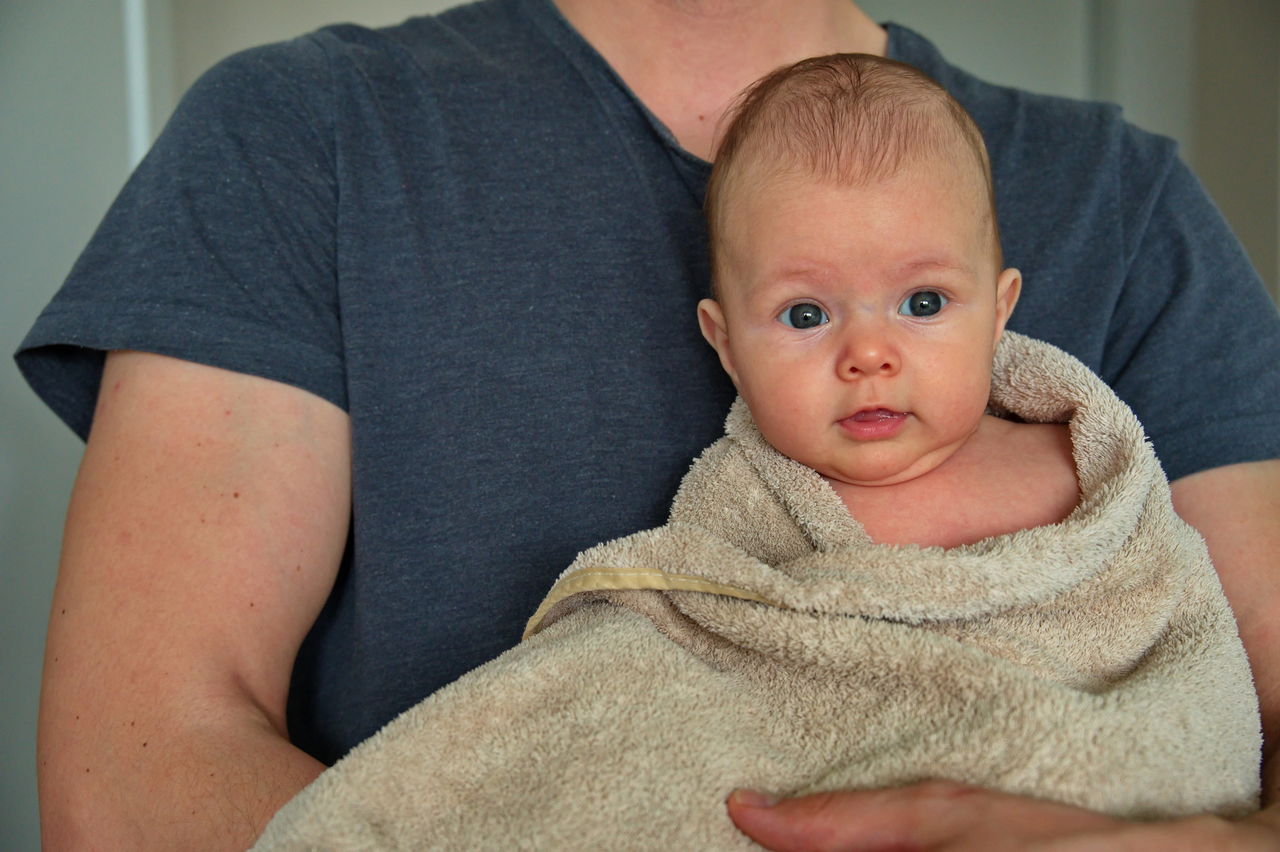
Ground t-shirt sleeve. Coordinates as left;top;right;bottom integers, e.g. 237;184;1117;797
1100;126;1280;481
14;35;345;440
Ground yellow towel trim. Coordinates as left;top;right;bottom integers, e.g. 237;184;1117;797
523;566;778;639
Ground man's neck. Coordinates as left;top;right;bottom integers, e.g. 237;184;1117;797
553;0;887;160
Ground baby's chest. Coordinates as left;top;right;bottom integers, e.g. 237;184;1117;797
850;466;1079;549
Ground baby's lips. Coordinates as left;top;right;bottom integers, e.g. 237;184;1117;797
849;408;905;422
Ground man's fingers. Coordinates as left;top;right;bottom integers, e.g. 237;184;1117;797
725;782;1122;852
727;788;859;852
726;784;965;852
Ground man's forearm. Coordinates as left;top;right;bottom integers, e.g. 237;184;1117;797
1233;752;1280;845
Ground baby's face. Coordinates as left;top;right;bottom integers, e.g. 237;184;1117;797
699;162;1020;488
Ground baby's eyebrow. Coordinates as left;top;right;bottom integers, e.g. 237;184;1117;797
896;257;972;277
742;267;832;300
767;260;839;282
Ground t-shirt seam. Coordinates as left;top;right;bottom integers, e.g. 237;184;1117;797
1119;134;1178;273
251;36;341;179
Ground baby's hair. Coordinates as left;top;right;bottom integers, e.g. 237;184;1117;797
705;54;1001;295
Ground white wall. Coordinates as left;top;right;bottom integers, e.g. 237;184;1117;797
0;3;132;848
1192;0;1279;301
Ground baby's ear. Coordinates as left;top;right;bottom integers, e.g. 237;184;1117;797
697;299;739;386
993;268;1022;342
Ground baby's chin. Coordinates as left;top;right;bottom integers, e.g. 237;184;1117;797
821;468;930;489
817;446;963;489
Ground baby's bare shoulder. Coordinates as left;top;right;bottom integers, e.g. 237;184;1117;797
983;418;1079;525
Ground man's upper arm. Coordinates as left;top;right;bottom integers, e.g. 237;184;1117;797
39;350;350;841
1171;460;1280;780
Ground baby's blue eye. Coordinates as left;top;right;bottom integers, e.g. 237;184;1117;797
778;303;829;329
899;291;947;317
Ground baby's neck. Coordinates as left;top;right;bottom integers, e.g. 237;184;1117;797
828;417;1079;549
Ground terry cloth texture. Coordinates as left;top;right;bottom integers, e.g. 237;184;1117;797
257;332;1260;849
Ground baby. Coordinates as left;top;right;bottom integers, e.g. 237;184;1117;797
696;53;1078;550
254;55;1260;851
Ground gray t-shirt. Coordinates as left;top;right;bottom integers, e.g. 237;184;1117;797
16;0;1280;763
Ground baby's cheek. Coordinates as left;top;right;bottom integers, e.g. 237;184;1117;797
948;376;995;427
751;407;809;461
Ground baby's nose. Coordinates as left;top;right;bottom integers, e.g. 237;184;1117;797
836;322;900;378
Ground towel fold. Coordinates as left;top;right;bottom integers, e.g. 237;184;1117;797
255;332;1260;850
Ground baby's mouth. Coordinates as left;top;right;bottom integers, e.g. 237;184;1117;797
838;408;910;440
849;408;905;422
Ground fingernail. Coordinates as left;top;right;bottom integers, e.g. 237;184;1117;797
731;788;779;808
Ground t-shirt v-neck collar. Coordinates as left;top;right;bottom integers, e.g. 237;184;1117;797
514;0;918;206
516;0;910;166
515;0;710;183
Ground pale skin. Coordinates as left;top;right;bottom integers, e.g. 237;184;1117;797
697;162;1080;550
38;352;344;849
37;1;1280;849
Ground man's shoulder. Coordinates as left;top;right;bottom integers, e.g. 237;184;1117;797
186;0;541;105
313;0;535;71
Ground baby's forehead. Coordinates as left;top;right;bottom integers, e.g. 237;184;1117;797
723;149;991;223
712;161;1002;289
704;54;1003;293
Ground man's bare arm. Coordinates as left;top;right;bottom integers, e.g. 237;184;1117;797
38;351;351;850
1172;459;1280;805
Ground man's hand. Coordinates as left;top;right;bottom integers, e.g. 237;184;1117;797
726;782;1280;851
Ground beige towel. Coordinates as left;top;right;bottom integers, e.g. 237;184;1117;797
255;332;1260;850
